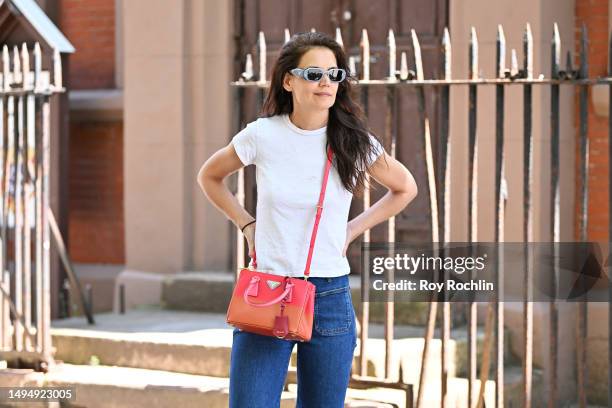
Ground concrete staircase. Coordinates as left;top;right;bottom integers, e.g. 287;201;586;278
2;308;396;407
40;306;545;407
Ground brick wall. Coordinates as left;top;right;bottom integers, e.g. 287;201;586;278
575;0;609;242
59;0;116;89
68;121;125;263
60;0;124;263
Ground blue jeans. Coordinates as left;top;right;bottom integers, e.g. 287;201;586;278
229;274;357;408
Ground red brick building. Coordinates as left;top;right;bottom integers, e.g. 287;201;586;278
56;0;124;264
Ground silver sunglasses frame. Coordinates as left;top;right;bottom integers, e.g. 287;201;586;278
290;67;347;83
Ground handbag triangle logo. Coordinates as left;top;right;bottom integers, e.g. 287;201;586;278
266;280;281;290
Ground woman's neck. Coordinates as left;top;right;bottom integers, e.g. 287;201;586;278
289;110;328;131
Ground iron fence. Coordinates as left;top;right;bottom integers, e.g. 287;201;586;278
0;42;65;371
230;23;610;408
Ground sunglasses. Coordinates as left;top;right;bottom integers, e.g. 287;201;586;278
290;67;347;83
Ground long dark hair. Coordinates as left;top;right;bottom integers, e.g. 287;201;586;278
261;31;385;197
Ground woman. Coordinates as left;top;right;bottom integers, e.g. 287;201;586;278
197;31;417;408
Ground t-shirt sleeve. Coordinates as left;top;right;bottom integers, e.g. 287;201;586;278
366;134;385;167
231;121;258;166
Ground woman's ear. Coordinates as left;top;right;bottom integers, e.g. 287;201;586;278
282;73;292;93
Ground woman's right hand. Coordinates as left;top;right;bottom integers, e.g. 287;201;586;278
243;221;256;261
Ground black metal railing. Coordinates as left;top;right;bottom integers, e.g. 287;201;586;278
230;23;610;408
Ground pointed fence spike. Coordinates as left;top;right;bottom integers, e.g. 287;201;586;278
21;43;30;90
335;27;344;49
551;22;561;78
565;50;573;79
258;31;267;83
243;53;253;80
388;29;396;79
511;48;519;77
400;51;408;80
284;28;291;44
360;29;370;81
524;23;533;79
496;24;506;78
12;45;21;84
2;45;9;91
410;29;424;81
442;27;451;80
469;27;479;80
33;43;42;91
53;48;62;89
579;23;588;79
348;56;357;77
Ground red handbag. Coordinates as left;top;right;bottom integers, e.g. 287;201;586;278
226;146;334;341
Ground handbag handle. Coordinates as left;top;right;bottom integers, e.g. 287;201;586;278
243;279;294;307
250;145;334;277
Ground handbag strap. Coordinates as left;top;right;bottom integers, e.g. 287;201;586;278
251;145;334;277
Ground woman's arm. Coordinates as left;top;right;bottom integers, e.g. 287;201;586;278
196;144;256;254
343;152;418;255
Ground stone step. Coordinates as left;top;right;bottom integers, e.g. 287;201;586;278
51;308;524;384
43;363;296;408
288;376;497;408
1;363;399;408
503;365;546;408
365;322;516;379
51;309;462;383
0;363;549;408
288;365;546;408
160;272;467;326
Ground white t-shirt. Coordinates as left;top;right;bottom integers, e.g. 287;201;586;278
231;113;384;278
